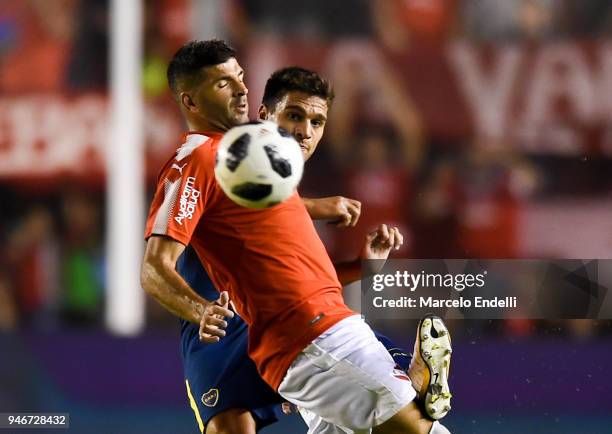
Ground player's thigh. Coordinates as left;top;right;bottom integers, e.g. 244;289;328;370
299;408;370;434
372;401;432;434
278;316;416;430
184;353;280;433
182;323;280;431
301;403;442;434
206;409;257;434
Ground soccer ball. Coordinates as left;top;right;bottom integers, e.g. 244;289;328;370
215;121;304;208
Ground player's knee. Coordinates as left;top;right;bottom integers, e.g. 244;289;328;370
206;410;257;434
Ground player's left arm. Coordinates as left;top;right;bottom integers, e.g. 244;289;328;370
334;224;403;285
302;196;361;227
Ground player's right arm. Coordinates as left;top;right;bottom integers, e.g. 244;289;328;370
141;235;206;324
142;137;234;343
141;235;234;343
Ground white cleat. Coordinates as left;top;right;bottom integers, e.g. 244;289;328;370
408;315;453;420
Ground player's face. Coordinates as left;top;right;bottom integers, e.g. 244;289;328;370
188;58;249;130
261;91;328;162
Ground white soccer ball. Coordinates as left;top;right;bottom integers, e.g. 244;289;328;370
215;121;304;208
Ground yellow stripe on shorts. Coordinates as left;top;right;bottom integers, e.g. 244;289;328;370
185;379;204;433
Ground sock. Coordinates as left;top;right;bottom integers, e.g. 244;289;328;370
429;421;451;434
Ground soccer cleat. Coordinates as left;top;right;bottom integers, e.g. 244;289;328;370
408;315;452;420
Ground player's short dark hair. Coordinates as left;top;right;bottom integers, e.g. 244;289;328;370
167;39;236;97
262;67;334;110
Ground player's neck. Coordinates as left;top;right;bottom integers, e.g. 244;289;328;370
185;112;235;135
186;119;227;135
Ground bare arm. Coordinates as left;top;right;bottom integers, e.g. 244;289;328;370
374;61;426;170
371;0;411;53
334;259;362;286
302;196;361;227
334;224;403;286
141;236;206;323
140;235;233;342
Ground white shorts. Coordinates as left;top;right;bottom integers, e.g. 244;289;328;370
299;407;370;434
278;315;416;431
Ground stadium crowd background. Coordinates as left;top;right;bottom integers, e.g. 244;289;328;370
1;1;611;433
2;0;612;335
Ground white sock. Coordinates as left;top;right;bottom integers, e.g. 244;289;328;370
429;421;451;434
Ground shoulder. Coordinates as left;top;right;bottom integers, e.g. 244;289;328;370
154;133;222;185
173;133;224;178
176;133;220;162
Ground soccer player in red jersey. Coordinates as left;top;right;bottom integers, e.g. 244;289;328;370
141;40;452;434
161;64;416;434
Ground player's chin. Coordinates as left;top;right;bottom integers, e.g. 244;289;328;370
300;148;312;161
228;107;249;121
232;112;249;125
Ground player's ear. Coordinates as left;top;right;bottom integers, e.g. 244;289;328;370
181;92;198;113
258;104;269;121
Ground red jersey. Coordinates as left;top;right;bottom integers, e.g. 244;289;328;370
145;132;355;389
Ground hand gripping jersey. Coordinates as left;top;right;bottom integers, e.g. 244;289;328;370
145;132;355;389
